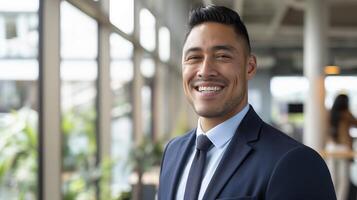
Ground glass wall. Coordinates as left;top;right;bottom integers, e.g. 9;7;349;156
139;8;156;52
159;26;170;62
140;57;155;137
0;0;177;198
109;0;134;34
0;0;39;199
60;2;99;199
270;76;357;141
110;33;134;196
325;76;357;113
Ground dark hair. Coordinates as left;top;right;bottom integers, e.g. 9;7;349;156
185;5;251;53
329;94;349;141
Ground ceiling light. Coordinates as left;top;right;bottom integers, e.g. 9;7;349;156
324;66;340;75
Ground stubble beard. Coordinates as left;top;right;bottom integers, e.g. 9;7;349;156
192;91;246;119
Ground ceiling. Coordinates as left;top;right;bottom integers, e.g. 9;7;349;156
193;0;357;75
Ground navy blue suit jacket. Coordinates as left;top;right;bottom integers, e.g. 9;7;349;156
158;107;336;200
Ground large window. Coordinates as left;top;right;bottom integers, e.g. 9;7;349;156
140;9;156;51
270;76;357;141
0;0;39;199
159;26;170;62
110;33;134;195
60;2;99;199
0;0;177;198
109;0;134;34
271;76;357;113
141;57;156;136
325;76;357;113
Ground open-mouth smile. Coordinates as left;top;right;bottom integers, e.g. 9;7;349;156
196;86;223;93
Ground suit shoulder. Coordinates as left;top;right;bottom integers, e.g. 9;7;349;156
259;122;303;150
164;129;195;151
274;144;327;172
266;145;336;199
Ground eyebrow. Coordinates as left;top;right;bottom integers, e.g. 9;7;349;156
184;45;237;57
211;45;236;52
183;47;202;57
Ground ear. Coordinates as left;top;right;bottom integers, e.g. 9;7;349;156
246;54;257;80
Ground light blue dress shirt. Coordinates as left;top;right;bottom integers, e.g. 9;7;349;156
175;104;250;200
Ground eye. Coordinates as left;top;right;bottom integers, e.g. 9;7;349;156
185;55;202;62
215;54;231;60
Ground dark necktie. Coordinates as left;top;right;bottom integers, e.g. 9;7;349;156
184;134;213;200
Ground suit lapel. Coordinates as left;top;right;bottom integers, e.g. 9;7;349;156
167;130;196;200
203;107;263;199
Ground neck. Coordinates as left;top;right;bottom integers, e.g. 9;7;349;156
200;104;248;132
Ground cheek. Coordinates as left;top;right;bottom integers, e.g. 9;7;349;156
221;66;242;84
182;68;192;93
182;67;195;84
225;71;244;92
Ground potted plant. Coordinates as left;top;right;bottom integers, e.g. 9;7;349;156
129;136;163;200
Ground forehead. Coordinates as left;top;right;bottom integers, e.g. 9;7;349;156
183;22;243;52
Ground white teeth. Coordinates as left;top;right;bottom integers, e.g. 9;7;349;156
198;86;222;92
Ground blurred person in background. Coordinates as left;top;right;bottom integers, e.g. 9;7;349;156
327;94;357;200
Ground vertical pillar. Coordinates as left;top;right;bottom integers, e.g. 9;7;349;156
133;0;143;144
97;0;111;198
153;19;160;141
98;0;111;168
154;62;164;140
303;0;328;150
39;0;61;199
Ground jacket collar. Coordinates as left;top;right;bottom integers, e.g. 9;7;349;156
167;106;263;199
167;129;196;199
203;106;263;199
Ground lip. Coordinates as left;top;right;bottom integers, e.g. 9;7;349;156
191;83;226;99
195;88;224;99
192;81;226;88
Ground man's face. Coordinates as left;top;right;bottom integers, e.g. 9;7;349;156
182;22;256;125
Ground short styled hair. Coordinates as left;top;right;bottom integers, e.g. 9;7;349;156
185;5;251;53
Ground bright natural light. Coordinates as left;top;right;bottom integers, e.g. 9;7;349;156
110;33;133;59
271;76;308;101
0;0;38;12
0;60;38;80
0;14;38;58
110;0;134;34
271;76;357;115
111;61;133;84
159;27;170;62
61;60;97;81
140;58;155;78
140;9;156;51
0;0;39;199
61;1;98;59
325;76;357;113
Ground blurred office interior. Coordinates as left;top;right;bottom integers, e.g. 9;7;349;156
1;0;357;199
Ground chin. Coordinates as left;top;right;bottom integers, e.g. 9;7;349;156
195;108;223;118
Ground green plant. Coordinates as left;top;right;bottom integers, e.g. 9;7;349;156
129;137;163;174
129;136;163;200
118;191;131;200
61;107;98;200
0;108;38;200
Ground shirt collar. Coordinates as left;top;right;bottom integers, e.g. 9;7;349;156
196;104;250;149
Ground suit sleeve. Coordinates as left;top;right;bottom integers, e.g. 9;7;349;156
265;146;337;200
159;139;173;176
158;139;173;199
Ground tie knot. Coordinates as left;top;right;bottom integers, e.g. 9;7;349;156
196;135;213;152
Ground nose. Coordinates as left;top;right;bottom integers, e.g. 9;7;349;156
197;57;218;78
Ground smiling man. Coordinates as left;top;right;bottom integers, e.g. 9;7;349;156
158;5;336;200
